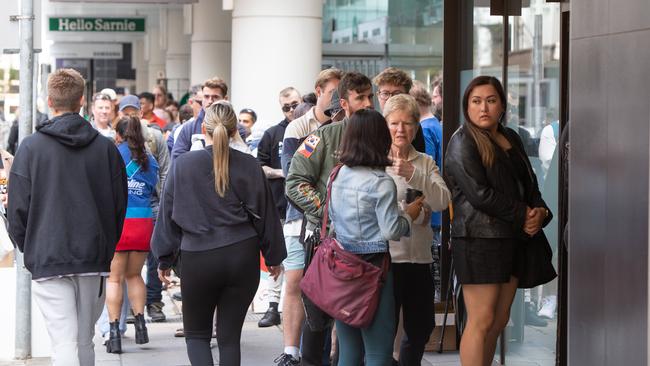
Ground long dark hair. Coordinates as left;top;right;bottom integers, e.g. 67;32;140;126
115;115;149;171
338;109;392;168
462;76;507;168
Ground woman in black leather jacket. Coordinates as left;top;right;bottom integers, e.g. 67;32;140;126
444;76;552;366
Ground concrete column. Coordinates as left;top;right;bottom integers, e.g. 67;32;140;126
146;15;166;92
133;38;149;94
190;0;231;87
231;0;322;128
165;7;191;100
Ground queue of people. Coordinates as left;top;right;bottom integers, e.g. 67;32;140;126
4;66;554;366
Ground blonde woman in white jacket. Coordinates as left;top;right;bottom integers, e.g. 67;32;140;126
383;94;451;365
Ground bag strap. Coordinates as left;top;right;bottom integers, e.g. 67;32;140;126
202;149;261;221
320;164;343;240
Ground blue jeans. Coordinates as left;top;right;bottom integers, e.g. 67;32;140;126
336;271;395;366
147;212;163;305
97;284;129;336
146;251;163;305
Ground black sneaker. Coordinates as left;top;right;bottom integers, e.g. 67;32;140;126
258;307;281;327
147;302;166;322
273;353;300;366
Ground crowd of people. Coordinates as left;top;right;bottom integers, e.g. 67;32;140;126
4;66;555;366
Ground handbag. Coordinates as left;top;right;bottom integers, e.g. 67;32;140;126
300;165;389;328
517;231;557;289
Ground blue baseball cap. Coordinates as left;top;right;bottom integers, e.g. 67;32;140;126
119;95;141;111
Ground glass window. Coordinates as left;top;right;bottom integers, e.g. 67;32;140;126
322;0;443;85
505;3;560;364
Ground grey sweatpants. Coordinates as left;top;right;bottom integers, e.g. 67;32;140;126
32;275;105;366
262;271;284;304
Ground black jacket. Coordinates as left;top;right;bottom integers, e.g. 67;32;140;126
8;112;128;279
256;119;289;219
445;125;552;239
152;146;287;269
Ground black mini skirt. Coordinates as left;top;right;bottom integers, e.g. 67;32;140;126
451;237;522;284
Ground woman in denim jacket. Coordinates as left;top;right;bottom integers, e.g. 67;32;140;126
328;109;422;366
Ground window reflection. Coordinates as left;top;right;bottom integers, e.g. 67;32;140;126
505;2;560;365
322;0;443;85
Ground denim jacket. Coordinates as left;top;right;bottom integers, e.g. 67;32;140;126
328;165;411;254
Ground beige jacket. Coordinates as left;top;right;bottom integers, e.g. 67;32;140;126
387;146;450;263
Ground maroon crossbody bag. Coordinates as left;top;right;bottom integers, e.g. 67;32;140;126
300;165;389;328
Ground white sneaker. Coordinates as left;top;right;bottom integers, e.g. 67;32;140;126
537;295;557;319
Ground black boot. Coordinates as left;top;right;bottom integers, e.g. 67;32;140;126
106;320;122;354
134;313;149;344
258;304;281;327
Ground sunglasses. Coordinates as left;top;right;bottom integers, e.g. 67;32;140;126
282;102;299;113
94;93;112;101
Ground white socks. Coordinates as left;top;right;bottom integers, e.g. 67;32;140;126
284;346;300;359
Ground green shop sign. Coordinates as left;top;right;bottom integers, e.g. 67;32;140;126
49;18;145;32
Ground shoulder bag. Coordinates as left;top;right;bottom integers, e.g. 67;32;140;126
300;165;389;328
517;231;557;289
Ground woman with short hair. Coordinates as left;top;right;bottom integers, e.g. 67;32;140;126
382;94;451;365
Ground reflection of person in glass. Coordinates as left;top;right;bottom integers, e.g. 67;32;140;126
445;76;552;366
505;92;537;157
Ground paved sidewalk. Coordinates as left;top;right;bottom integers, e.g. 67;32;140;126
0;283;463;365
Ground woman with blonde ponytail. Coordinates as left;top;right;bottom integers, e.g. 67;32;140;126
152;101;287;366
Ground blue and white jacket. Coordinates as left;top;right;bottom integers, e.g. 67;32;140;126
328;165;411;254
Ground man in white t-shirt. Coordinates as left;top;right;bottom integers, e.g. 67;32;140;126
91;92;116;142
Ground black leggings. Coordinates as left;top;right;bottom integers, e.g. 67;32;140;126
181;237;260;366
393;263;436;366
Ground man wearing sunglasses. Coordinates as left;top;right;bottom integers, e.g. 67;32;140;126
255;87;301;330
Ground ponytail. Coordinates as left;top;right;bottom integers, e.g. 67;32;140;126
212;123;230;197
203;101;238;197
115;115;149;171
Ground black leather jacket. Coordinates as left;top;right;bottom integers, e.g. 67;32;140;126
444;124;552;239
